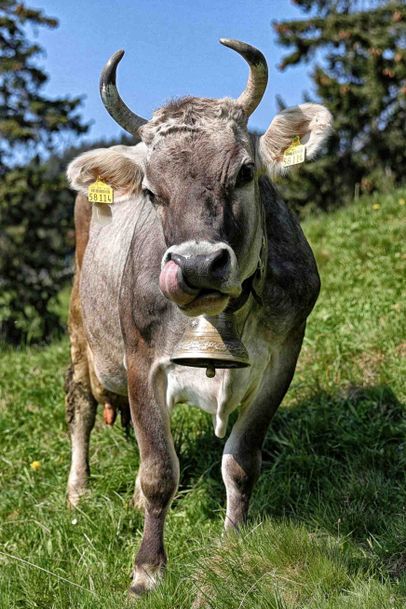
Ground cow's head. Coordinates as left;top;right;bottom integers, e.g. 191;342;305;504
68;40;332;317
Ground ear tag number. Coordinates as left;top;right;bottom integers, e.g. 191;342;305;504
88;178;114;204
282;136;306;168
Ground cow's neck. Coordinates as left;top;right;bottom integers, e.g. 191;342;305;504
227;198;268;315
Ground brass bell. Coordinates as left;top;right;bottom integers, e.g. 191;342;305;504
171;313;250;378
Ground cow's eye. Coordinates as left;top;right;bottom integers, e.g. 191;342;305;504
235;163;255;187
143;188;156;203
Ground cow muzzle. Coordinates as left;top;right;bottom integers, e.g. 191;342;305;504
159;242;241;316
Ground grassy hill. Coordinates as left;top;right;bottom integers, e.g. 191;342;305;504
0;188;405;609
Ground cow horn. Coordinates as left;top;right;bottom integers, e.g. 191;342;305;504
99;49;148;135
220;38;268;117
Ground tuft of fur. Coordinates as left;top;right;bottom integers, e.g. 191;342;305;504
139;96;247;145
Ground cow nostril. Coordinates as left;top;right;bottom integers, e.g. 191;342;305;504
169;253;186;268
208;248;230;278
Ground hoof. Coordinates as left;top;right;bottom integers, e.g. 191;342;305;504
67;480;89;508
67;490;85;509
129;564;163;597
128;584;144;599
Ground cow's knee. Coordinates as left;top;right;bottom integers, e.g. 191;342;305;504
222;449;261;529
65;365;97;507
139;455;179;510
131;462;177;513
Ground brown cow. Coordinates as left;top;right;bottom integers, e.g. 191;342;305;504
66;39;332;596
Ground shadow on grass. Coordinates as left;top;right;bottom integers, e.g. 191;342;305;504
172;385;405;576
258;386;405;561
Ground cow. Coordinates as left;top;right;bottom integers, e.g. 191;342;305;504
65;39;332;597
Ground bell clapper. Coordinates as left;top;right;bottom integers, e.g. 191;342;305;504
206;364;216;378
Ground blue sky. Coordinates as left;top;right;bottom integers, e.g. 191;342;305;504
28;0;316;144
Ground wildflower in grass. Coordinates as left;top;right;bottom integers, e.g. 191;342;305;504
30;461;41;471
372;203;380;210
399;198;405;206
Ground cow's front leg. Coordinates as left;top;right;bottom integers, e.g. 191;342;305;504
127;358;179;597
222;329;305;529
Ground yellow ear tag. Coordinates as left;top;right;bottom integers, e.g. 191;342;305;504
88;177;114;204
282;136;306;168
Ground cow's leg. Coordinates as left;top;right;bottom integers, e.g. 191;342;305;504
127;359;179;596
222;327;305;529
132;472;146;511
65;275;98;507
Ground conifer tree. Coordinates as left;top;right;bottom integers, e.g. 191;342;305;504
0;1;88;343
0;0;87;170
273;0;406;211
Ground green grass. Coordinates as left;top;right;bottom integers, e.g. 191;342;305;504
1;188;405;608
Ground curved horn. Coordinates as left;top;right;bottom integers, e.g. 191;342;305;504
99;49;148;135
219;38;268;117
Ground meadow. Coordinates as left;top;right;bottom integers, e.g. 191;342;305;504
1;188;405;608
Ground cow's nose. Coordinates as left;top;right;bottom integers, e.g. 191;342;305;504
170;248;231;290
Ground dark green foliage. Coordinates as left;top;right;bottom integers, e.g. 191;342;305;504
0;1;89;344
273;0;406;212
0;159;74;343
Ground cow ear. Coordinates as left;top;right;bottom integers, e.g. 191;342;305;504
259;103;333;175
67;145;145;201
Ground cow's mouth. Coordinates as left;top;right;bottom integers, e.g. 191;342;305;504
159;260;230;315
179;289;230;315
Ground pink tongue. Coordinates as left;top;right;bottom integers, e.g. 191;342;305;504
159;260;197;306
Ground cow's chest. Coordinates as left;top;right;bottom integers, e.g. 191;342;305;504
164;319;272;437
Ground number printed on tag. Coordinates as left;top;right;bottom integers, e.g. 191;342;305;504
283;145;306;167
88;191;113;204
88;179;114;204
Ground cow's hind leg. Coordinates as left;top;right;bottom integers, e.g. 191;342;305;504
127;359;179;597
222;328;305;529
65;276;98;507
